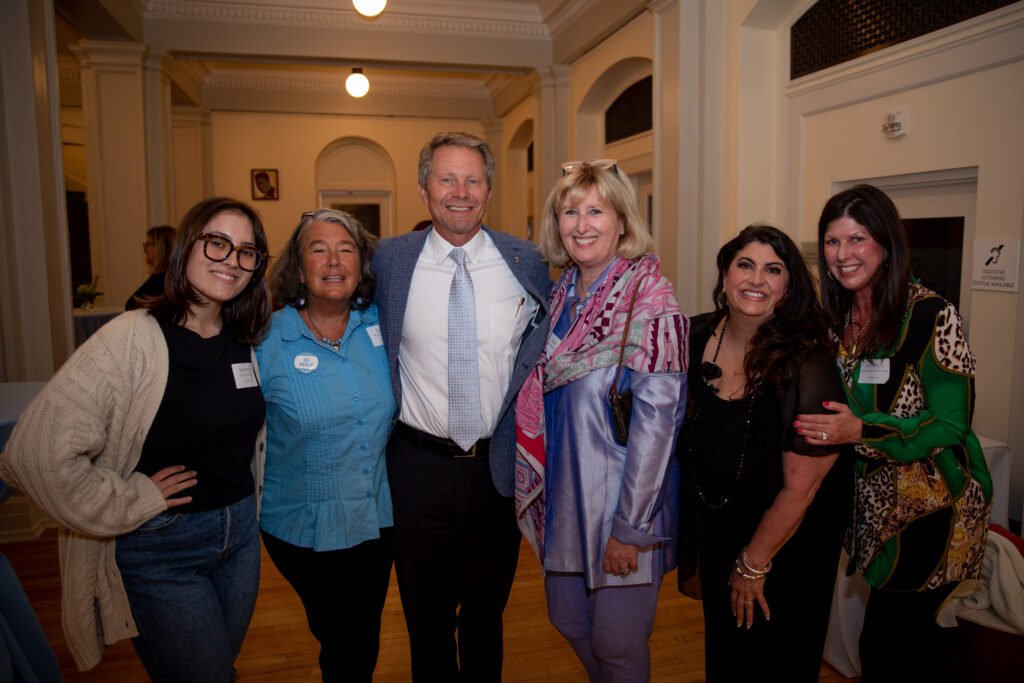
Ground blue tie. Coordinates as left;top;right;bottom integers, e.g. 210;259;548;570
448;248;483;451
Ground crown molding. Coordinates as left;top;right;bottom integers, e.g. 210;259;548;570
204;67;492;100
146;0;550;38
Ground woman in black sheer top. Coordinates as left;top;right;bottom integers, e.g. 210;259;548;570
677;224;851;682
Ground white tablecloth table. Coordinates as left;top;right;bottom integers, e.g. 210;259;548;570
72;306;123;347
823;437;1014;677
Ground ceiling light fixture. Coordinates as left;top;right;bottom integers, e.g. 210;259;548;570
346;68;370;98
352;0;386;17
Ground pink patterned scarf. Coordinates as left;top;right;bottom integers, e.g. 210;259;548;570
514;254;687;562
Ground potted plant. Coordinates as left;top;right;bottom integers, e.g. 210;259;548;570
75;276;103;310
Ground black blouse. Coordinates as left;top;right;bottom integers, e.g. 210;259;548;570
681;313;851;556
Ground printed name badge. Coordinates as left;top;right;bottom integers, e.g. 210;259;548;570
858;359;890;384
366;324;384;347
232;362;259;389
293;354;319;374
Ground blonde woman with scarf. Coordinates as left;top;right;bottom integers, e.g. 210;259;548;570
515;160;687;682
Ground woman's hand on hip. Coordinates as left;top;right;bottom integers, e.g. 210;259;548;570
729;570;769;628
794;401;862;446
150;465;197;508
603;535;640;577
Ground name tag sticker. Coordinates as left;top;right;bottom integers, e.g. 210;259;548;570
232;362;259;389
858;359;890;384
366;325;384;347
293;354;319;374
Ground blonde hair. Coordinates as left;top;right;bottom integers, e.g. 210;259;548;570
146;225;176;273
538;163;654;268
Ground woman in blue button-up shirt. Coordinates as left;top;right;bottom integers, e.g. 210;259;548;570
256;208;396;682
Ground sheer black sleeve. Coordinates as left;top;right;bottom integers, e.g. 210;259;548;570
780;357;845;457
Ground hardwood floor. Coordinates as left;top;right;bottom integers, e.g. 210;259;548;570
2;529;855;681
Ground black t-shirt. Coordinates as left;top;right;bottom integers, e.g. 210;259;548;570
135;318;264;513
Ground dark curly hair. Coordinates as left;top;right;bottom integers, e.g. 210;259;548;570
144;197;271;345
816;184;910;356
711;224;834;396
267;208;376;312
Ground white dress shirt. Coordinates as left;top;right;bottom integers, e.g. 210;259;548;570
398;228;538;439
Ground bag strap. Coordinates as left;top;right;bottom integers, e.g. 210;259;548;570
611;273;647;393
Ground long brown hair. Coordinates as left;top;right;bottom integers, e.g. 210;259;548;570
817;184;909;355
712;224;833;396
144;197;271;345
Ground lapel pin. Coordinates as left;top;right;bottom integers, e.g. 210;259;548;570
514;256;520;263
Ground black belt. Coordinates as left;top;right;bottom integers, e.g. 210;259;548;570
394;422;490;458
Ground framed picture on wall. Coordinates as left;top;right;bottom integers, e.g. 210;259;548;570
251;169;279;201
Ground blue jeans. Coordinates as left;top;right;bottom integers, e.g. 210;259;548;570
115;494;260;683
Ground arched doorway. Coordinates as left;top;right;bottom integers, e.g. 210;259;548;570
315;138;396;238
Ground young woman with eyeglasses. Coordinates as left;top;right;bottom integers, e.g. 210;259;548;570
0;197;272;680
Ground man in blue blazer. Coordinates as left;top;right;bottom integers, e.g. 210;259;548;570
371;132;552;680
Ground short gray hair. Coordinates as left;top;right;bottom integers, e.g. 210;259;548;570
417;132;495;189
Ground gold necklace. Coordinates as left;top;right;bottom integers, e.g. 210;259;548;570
843;308;867;357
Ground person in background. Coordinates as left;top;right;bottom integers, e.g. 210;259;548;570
0;197;271;680
679;224;848;681
126;224;176;309
256;208;395;682
370;132;552;680
794;184;991;682
516;159;688;681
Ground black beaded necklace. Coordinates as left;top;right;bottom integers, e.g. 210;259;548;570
690;316;756;509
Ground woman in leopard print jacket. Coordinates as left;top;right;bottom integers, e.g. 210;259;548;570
793;184;991;682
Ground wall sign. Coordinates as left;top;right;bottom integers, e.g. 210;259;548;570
971;239;1019;292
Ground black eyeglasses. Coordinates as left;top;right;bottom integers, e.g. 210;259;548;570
142;241;154;251
197;233;267;272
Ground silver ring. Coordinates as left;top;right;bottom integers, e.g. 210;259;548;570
618;568;628;576
822;431;828;441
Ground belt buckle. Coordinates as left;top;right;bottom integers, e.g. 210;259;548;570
453;442;477;458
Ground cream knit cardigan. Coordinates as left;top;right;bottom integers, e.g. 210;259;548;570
0;310;267;671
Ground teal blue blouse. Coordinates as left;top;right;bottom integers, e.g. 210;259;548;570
256;304;396;551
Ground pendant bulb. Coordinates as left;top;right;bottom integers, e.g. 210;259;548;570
353;0;386;17
346;68;369;98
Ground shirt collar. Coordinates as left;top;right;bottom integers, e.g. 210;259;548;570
425;225;488;266
279;303;372;342
567;257;621;300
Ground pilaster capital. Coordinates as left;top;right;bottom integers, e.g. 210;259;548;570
482;118;503;137
537;64;571;89
143;49;173;74
69;40;147;69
